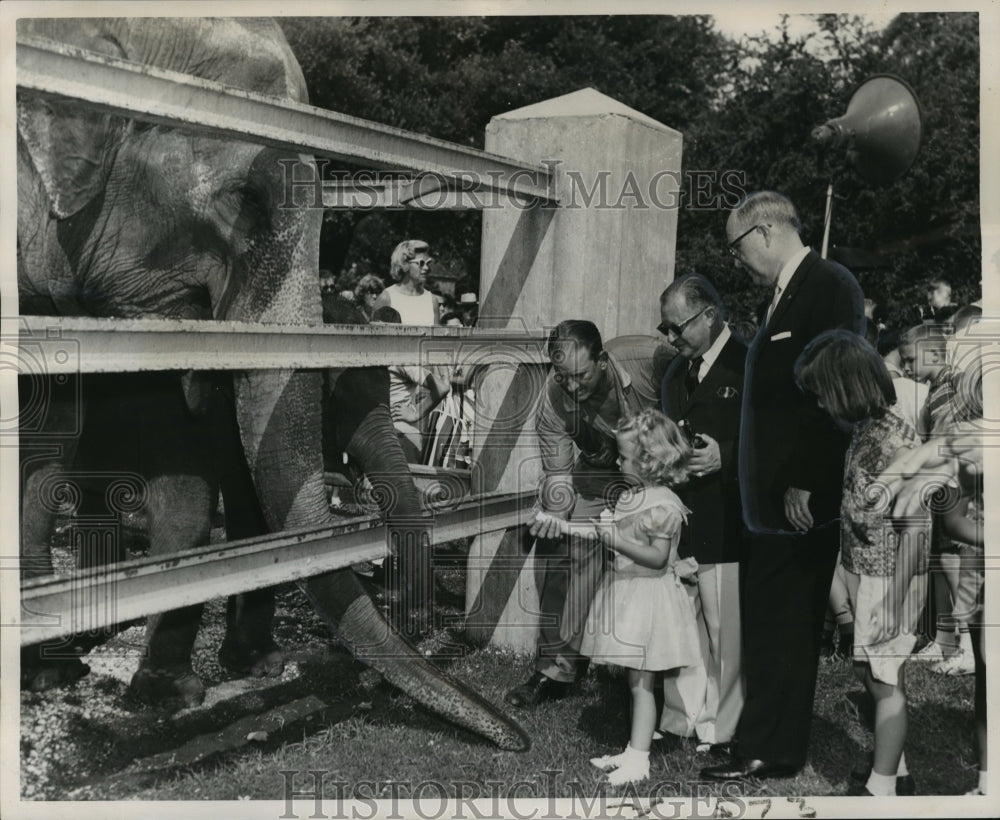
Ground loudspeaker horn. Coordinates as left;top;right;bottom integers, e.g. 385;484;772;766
811;74;922;185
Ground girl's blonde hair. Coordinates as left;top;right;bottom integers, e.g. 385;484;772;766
617;408;692;486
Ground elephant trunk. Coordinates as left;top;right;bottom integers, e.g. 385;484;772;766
238;370;529;751
347;403;431;623
300;569;531;752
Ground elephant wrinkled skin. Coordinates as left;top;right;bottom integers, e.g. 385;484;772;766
17;17;529;752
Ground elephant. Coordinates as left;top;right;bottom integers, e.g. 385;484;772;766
17;16;529;752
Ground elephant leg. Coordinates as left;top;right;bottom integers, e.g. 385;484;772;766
210;383;284;678
128;375;215;709
19;374;93;691
129;467;212;708
19;372;84;581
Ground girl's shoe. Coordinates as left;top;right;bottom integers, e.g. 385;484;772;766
607;756;650;786
850;764;916;795
914;640;952;663
590;749;628;771
934;648;974;676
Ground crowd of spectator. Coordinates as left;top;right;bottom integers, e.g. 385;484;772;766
320;241;479;473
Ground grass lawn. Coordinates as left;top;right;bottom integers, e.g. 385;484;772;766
20;539;979;802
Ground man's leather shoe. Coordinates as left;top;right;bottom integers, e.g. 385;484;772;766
504;672;570;707
700;756;798;780
699;742;734;758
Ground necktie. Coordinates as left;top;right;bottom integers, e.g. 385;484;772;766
766;286;782;325
685;356;703;400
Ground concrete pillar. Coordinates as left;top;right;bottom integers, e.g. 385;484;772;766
465;88;682;650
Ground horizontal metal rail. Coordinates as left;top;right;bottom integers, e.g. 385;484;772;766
17;35;556;205
12;316;550;374
19;490;536;646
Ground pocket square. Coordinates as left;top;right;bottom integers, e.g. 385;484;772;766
770;330;792;341
716;386;739;399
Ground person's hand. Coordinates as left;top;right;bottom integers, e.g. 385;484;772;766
784;486;814;532
398;400;420;424
673;556;700;581
688;434;722;478
529;509;566;540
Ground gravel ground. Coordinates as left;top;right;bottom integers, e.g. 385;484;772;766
19;585;326;800
19;518;471;801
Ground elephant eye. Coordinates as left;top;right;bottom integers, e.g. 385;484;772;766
212;181;273;250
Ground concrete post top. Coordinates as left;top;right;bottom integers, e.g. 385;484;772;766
489;87;680;136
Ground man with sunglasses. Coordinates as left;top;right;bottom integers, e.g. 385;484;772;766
658;274;747;752
702;191;865;782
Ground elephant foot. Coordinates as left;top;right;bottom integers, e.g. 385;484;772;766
21;655;91;692
218;637;285;679
129;664;206;709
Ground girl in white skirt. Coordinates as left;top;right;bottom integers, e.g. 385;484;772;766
575;409;702;786
795;330;929;796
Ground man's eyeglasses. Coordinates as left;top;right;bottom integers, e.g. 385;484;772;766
657;306;708;338
728;224;764;257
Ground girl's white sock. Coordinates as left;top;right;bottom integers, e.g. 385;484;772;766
866;769;897;796
606;744;650;786
896;752;908;777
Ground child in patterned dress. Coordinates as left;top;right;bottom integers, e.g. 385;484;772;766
569;409;701;786
795;330;929;796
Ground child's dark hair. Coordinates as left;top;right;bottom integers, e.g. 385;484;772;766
795;329;896;423
616;408;692;486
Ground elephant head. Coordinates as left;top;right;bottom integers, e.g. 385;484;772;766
17;17;528;751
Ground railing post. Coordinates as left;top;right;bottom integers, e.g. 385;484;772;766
467;89;683;650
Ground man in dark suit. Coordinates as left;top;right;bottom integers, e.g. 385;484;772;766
702;191;865;780
658;274;746;748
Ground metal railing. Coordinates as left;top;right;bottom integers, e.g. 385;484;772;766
13;34;550;644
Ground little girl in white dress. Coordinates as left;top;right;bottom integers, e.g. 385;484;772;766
574;409;701;786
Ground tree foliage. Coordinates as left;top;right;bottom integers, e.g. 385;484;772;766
281;13;981;329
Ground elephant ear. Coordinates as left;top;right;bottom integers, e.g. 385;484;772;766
17;97;131;220
16;20;133;219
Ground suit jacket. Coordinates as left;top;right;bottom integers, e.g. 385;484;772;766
739;249;866;534
661;331;747;564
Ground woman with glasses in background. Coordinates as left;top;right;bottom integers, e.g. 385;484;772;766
373;239;443;326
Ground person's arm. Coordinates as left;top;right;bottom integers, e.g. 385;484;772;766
399;381;446;424
569;503;681;570
785;268;865;520
529;381;577;533
878;424;982;519
372;288;392;312
604;529;672;570
398;364;451;424
566;518;672;570
942;495;983;547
